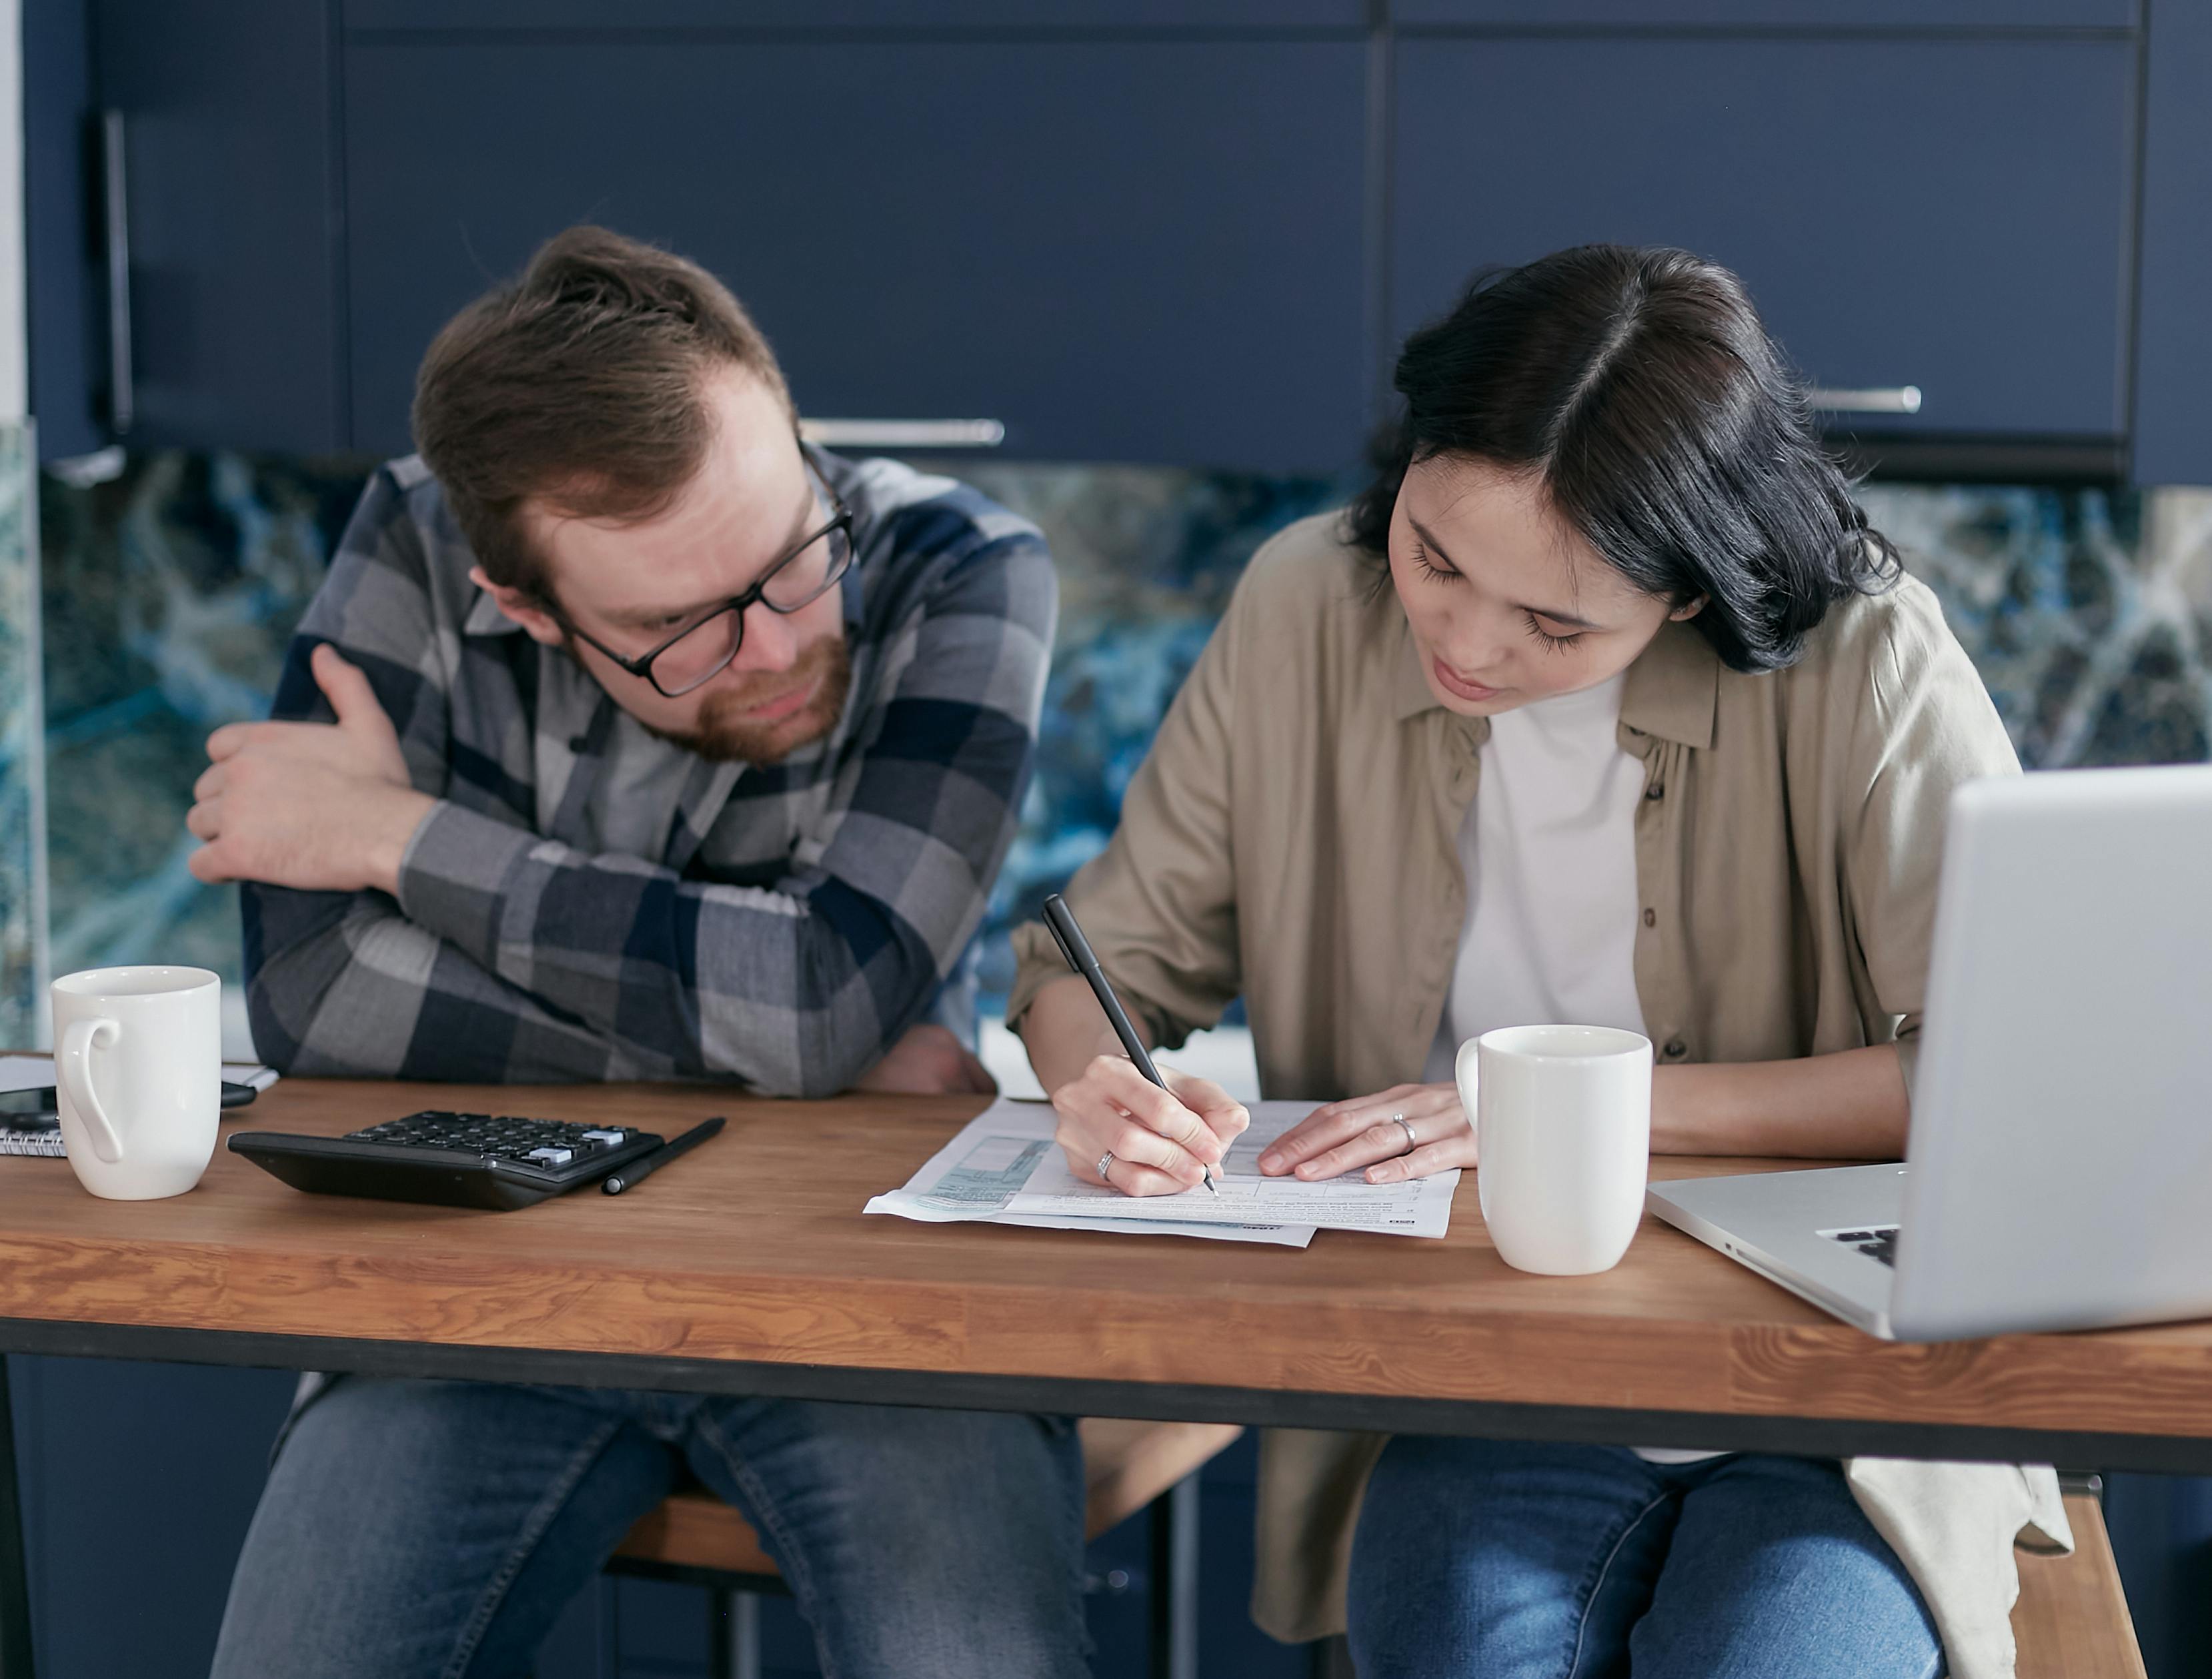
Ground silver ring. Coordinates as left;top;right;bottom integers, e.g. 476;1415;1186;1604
1391;1113;1418;1153
1097;1149;1116;1185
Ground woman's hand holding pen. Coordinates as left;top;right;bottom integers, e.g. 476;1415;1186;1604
1258;1081;1476;1183
1050;1055;1250;1197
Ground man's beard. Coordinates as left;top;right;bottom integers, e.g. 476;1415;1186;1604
651;634;853;764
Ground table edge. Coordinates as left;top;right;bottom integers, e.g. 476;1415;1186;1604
8;1313;2212;1475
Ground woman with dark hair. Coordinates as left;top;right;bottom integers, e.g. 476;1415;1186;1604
1009;244;2067;1676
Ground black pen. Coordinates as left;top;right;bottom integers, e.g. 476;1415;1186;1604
603;1116;725;1195
1042;893;1218;1193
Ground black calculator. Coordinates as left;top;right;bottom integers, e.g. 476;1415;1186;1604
229;1111;664;1211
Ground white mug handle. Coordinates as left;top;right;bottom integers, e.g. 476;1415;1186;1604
59;1016;125;1163
1455;1035;1480;1119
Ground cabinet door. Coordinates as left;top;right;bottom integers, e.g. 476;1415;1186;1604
12;1357;297;1676
1392;37;2136;440
343;39;1370;471
1394;1;2136;25
2133;0;2212;485
346;0;1366;27
23;0;101;460
90;0;346;452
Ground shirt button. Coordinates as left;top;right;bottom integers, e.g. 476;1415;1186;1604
1642;908;1657;928
1664;1037;1688;1059
1645;782;1665;800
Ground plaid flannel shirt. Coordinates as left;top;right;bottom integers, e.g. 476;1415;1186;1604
241;448;1055;1095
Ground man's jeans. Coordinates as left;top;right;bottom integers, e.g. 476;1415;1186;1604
1348;1438;1943;1679
209;1377;1092;1679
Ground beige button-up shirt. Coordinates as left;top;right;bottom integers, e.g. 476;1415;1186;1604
1009;513;2070;1678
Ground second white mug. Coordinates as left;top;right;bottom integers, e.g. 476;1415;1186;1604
50;965;223;1201
1456;1024;1653;1276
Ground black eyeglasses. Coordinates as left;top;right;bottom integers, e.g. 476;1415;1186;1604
558;456;855;699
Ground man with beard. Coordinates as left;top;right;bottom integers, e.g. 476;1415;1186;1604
187;227;1082;1678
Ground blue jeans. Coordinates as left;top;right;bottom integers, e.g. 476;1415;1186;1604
209;1376;1090;1679
1348;1440;1943;1679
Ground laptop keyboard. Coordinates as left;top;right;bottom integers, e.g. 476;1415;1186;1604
1823;1225;1900;1267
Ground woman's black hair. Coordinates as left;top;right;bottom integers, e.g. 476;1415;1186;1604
1344;244;1899;673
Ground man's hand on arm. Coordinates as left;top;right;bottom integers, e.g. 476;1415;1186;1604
187;642;436;895
850;1023;998;1095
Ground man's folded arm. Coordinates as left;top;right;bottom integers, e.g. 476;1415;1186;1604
243;880;646;1083
237;478;602;1083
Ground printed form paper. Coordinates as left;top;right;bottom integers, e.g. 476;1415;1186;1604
866;1099;1461;1243
866;1099;1312;1246
1008;1101;1459;1238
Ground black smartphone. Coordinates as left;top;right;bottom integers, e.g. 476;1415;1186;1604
0;1087;59;1127
0;1081;257;1126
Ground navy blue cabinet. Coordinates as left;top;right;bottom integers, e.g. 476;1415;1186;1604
25;5;2211;489
342;36;1371;471
1391;36;2138;442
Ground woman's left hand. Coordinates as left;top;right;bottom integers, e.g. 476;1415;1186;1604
1255;1082;1475;1183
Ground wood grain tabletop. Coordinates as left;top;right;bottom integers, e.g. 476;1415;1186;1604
2;1079;2207;1454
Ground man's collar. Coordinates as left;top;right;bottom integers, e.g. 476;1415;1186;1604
1388;610;1719;748
840;550;867;632
465;586;523;638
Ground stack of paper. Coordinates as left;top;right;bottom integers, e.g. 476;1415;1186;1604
866;1098;1461;1247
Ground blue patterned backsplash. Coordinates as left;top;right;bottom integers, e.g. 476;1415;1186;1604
17;453;2212;1049
0;424;45;1045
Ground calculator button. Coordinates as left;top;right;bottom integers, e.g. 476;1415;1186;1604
524;1147;574;1167
580;1129;627;1145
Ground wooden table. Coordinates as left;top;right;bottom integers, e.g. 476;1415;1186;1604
5;1079;2212;1464
5;1079;2212;1673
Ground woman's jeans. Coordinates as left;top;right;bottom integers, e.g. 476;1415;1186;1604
208;1375;1092;1679
1348;1438;1943;1679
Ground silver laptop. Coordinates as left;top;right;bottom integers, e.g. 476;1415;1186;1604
1646;764;2212;1341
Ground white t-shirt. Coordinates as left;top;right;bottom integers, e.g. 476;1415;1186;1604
1422;672;1647;1082
1421;673;1717;1466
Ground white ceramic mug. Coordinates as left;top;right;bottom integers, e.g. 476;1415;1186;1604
49;965;222;1200
1456;1024;1653;1275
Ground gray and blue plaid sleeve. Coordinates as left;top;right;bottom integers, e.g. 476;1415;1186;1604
242;464;1054;1094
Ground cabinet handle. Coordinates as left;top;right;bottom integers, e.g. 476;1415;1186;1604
1807;386;1921;416
101;110;133;436
798;418;1006;450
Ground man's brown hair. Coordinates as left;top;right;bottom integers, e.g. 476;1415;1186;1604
412;225;792;602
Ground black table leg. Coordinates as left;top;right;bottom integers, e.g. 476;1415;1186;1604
0;1357;33;1679
1148;1474;1199;1679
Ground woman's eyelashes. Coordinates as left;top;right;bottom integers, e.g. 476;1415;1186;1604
1409;545;1458;586
1412;543;1586;652
1522;614;1586;654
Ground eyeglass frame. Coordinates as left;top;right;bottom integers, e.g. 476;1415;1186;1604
549;449;856;699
